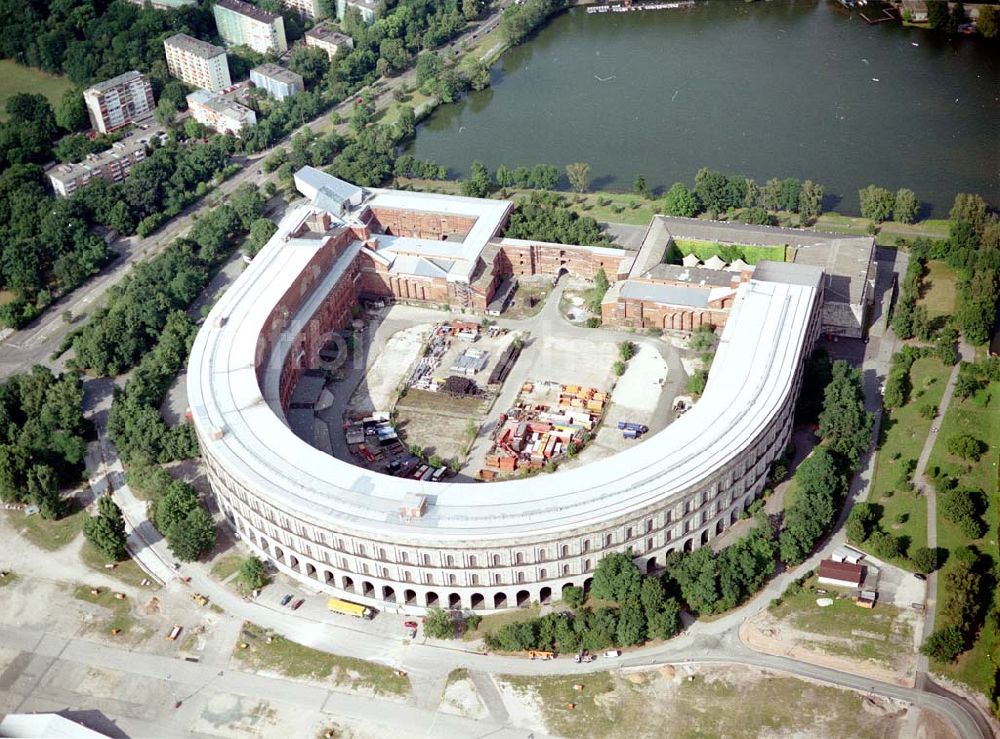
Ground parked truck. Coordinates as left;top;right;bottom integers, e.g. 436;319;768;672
327;597;374;620
617;421;649;434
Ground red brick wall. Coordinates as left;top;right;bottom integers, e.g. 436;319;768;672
498;241;621;281
602;299;729;331
370;207;478;239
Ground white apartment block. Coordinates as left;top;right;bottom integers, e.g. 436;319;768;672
83;71;155;134
213;0;288;55
279;0;326;19
47;137;155;197
304;22;354;60
164;34;232;92
187;89;257;136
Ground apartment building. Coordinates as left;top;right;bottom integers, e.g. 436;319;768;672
164;34;232;92
82;71;155;134
187;89;257;136
337;0;376;23
279;0;326;19
213;0;288;55
304;22;354;60
47;137;154;197
250;63;304;101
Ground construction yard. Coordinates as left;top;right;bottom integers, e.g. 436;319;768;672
286;288;686;483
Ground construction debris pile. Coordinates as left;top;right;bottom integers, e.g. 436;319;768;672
479;383;607;480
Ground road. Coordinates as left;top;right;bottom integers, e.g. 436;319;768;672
0;5;513;381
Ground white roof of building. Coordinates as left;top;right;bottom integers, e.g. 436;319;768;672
681;253;701;268
187;196;819;542
0;714;109;738
703;254;728;270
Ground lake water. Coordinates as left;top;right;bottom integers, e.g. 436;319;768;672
406;1;999;216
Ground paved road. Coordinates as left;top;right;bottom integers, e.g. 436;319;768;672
0;624;550;739
0;7;514;382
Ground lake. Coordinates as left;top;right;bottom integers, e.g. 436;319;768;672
406;1;999;216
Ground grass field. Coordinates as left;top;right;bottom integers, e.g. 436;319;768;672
80;541;153;589
0;60;73;121
210;553;244;582
234;622;410;696
865;356;952;565
919;260;958;319
462;603;540;642
926;379;1000;695
4;499;87;551
72;584;137;638
501;667;904;738
815;213;951;246
669;238;787;265
770;576;912;668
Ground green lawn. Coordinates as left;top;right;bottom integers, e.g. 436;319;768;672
501;668;900;739
815;213;951;245
669;238;787;265
864;356;952;565
4;498;87;551
770;576;912;668
210;553;244;583
80;540;154;589
919;260;958;319
926;380;1000;695
234;622;410;696
72;584;138;638
0;60;73;121
462;603;540;641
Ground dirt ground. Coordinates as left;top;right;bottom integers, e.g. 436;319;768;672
348;323;431;415
498;663;922;739
394;390;492;463
741;605;919;688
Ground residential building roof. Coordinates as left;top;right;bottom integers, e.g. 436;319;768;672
818;559;864;584
215;0;280;22
0;713;109;738
306;22;353;45
164;33;226;59
644;264;738;288
85;70;146;94
251;63;303;86
751;260;825;290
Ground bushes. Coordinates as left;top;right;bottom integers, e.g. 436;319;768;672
946;434;987;462
921;626;966;662
83;495;128;561
911;546;940;574
423;607;455;639
940;489;986;539
504;191;612;247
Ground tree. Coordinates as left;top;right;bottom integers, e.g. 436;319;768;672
615;603;646;647
947;434;986;462
154;480;200;534
893;188;919;224
926;0;949;29
423;607;454;638
949;193;988;231
633;175;649;199
663;182;699;217
247;218;278;257
921;626;965;662
978;5;998;38
846;502;880;543
591;551;642;604
911;547;939;574
166;506;216;562
83;494;128;561
867;530;903;560
55;89;89;132
798;180;824;220
238;556;268;592
777;177;801;212
396;105;416;140
647;598;681;640
562;585;585;609
940;489;985;539
565;162;591;193
461;160;495;198
858;185;894;222
27;463;62;519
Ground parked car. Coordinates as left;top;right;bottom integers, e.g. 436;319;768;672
604;649;621;658
280;593;293;606
291;598;305;610
914;573;927;581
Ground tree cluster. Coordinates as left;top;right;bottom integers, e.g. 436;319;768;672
150;475;216;562
922;547;986;662
499;0;568;45
661;171;825;222
671;517;778;615
483;552;682;653
495;163;561;191
73;197;254;376
781;361;872;564
504;191;612;246
0;367;88;520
